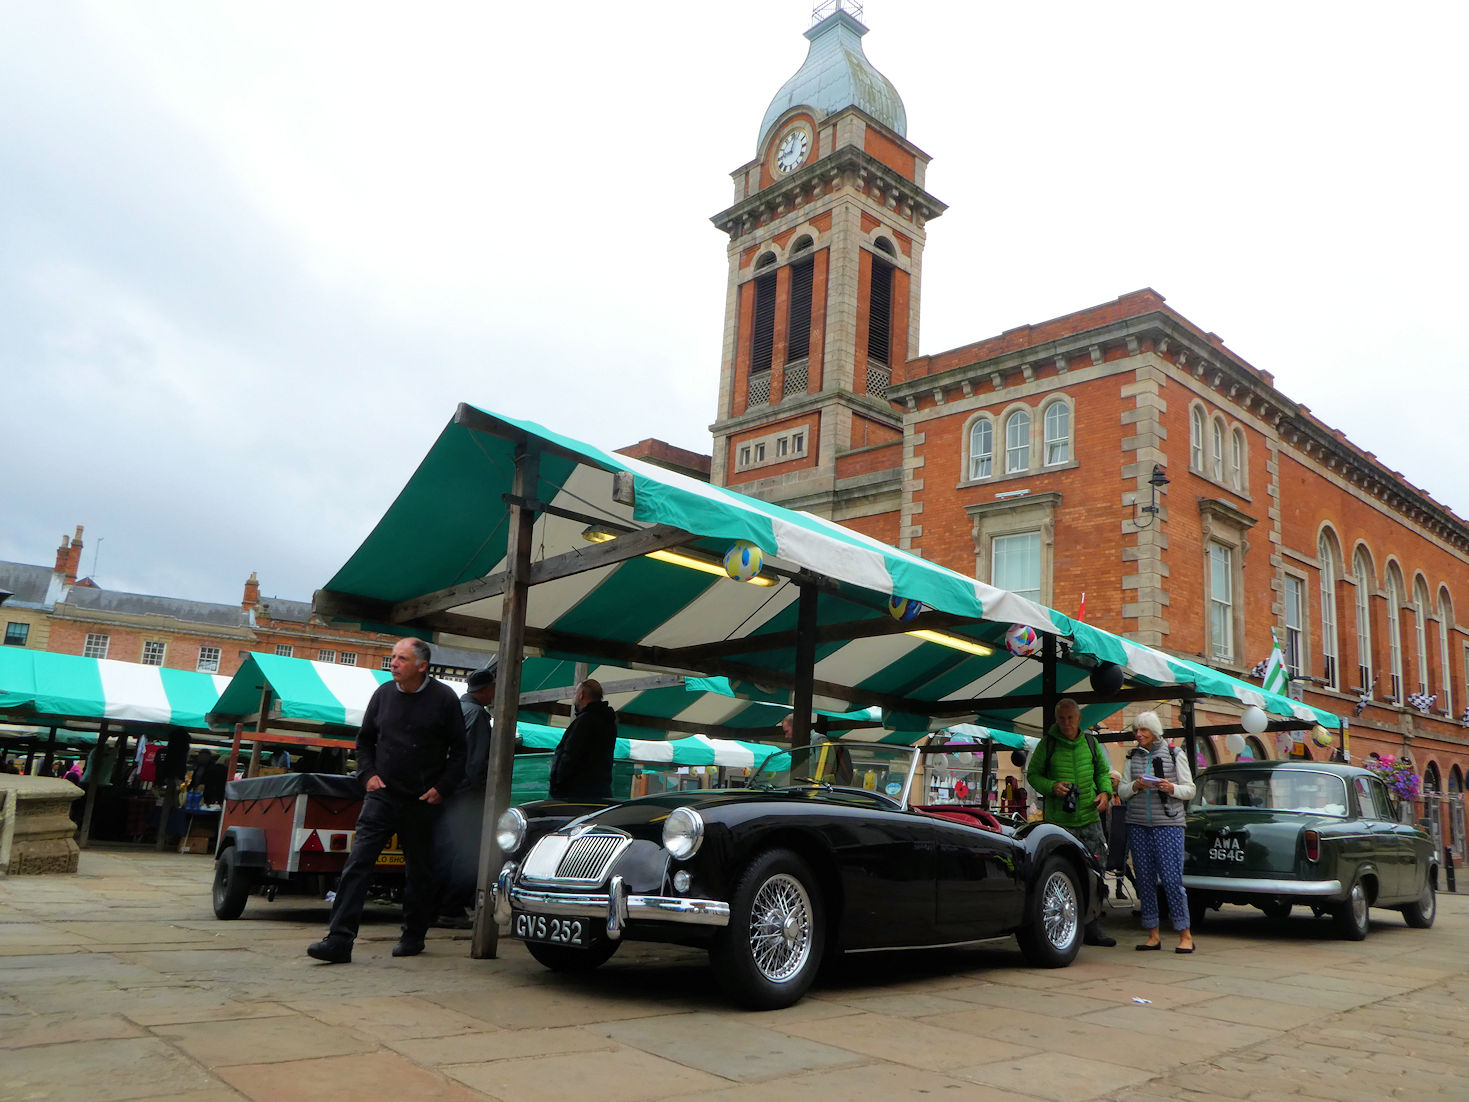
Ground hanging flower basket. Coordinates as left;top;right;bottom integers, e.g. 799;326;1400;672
1364;754;1420;803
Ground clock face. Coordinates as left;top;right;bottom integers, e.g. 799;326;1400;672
776;128;809;174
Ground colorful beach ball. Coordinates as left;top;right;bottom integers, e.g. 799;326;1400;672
888;595;923;621
1005;623;1042;657
722;541;764;582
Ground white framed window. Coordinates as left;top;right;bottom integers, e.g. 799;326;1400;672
318;648;337;663
968;419;994;480
1353;549;1374;692
992;531;1042;602
380;655;392;671
1190;406;1205;471
791;431;805;454
754;442;766;462
1318;533;1340;690
196;646;221;673
1230;429;1245;492
275;643;294;657
1439;591;1454;717
141;640;166;666
1386;567;1405;700
1414;578;1431;694
1284;574;1306;677
1207;542;1234;663
1211;419;1225;481
338;652;357;666
738;445;751;468
83;632;110;659
1042;402;1070;466
776;436;789;458
1004;409;1030;473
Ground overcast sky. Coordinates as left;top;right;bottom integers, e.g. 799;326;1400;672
5;0;1466;607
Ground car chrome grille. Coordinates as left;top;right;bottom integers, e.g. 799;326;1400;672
522;827;630;884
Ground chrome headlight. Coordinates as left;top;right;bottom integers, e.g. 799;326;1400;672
662;806;705;860
495;807;527;855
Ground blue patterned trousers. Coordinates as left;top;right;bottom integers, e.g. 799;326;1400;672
1130;823;1190;931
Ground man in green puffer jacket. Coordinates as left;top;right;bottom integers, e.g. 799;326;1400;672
1026;697;1116;947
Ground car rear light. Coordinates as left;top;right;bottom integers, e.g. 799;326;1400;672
1304;829;1320;862
329;832;349;851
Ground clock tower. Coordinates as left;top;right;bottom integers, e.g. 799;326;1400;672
710;1;944;543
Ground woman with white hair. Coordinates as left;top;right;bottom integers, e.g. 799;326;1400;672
1116;711;1196;953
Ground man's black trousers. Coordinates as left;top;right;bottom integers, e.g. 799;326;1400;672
327;789;440;942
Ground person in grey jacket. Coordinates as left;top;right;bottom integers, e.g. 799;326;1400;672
1116;711;1196;953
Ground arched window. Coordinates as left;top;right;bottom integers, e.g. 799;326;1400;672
754;251;777;270
1414;577;1431;695
1211;419;1225;480
1005;409;1031;473
1318;532;1340;690
968;419;993;480
1243;735;1269;762
1353;549;1374;693
790;234;814;254
1190;406;1205;471
873;235;897;257
1385;564;1406;701
1230;428;1245;491
1424;761;1442;794
1042;402;1070;465
1439;589;1454;718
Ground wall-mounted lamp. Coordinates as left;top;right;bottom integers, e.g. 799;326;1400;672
1133;464;1169;528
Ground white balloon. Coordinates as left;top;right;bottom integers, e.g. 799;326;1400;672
1240;706;1268;734
1225;732;1247;754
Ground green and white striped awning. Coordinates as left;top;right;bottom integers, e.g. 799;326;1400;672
315;404;1341;740
517;725;782;770
210;652;396;729
0;649;230;729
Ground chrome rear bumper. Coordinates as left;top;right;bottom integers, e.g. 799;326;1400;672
1183;874;1343;896
494;862;729;940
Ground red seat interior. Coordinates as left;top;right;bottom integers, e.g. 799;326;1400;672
912;805;1002;832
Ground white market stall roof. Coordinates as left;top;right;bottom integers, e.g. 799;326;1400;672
517;726;782;770
313;404;1341;740
0;649;230;730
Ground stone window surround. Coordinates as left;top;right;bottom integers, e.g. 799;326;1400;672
196;645;221;673
1200;497;1257;672
736;425;810;471
1187;398;1251;499
82;632;109;659
964;492;1061;607
958;395;1077;488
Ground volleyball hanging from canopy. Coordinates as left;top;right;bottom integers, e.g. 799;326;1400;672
1004;623;1042;657
888;595;923;621
723;541;764;581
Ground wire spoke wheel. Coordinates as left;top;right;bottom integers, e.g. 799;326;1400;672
1038;868;1079;949
747;872;813;982
1017;856;1083;968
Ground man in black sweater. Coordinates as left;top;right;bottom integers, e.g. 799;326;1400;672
549;679;617;800
307;637;465;963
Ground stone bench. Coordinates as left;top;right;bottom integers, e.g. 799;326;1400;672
0;775;84;875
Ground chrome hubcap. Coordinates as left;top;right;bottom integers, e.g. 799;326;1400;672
1040;870;1079;949
748;873;812;983
1350;884;1367;926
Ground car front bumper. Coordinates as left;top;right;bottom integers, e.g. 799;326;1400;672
494;862;730;940
1183;874;1343;897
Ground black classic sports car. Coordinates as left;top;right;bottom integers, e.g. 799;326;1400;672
1182;760;1438;939
492;740;1106;1009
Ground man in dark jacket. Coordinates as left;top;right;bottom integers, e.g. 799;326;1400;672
307;638;465;964
549;679;617;800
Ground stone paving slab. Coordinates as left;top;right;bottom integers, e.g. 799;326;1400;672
4;846;1469;1102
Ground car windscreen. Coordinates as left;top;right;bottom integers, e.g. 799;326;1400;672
1194;770;1349;817
752;743;915;801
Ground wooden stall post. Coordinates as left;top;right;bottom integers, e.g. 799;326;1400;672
77;721;109;848
472;444;538;959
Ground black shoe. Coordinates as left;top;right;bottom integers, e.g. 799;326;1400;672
391;936;425;958
306;936;352;963
1083;922;1116;948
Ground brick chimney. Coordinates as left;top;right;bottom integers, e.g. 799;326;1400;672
54;525;84;586
242;571;261;611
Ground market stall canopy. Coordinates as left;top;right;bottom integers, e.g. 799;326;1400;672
314;404;1341;739
0;649;230;729
517;726;782;771
211;652;798;741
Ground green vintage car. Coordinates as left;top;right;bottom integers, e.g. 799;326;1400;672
1182;761;1438;940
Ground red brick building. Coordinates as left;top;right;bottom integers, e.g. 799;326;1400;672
712;3;1467;851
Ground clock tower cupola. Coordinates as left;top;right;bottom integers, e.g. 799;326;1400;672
709;1;944;539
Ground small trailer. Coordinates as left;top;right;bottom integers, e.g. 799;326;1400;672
211;772;407;919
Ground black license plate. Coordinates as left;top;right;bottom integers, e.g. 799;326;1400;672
512;910;588;947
